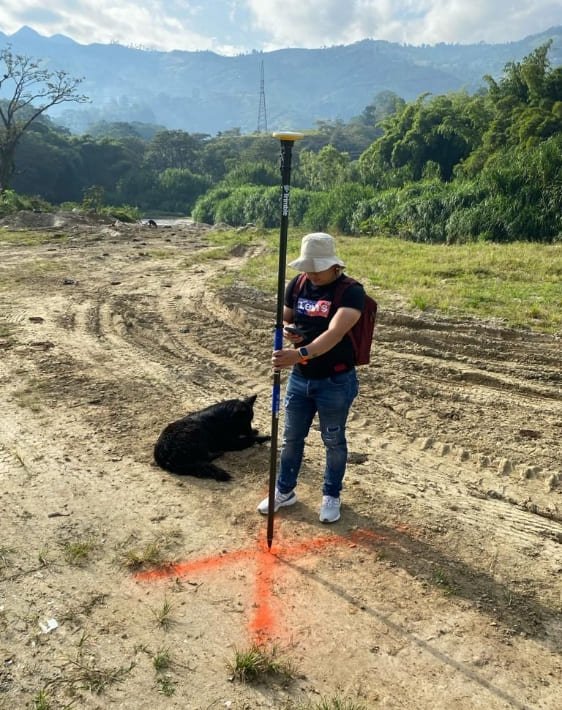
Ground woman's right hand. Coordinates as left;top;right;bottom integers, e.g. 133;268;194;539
272;347;302;369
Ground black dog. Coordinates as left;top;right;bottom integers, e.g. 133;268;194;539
154;395;270;481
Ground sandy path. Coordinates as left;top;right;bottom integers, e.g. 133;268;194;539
0;217;560;709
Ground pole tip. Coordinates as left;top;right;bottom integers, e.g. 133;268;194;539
272;131;305;142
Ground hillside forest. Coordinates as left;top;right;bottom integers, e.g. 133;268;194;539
2;42;562;243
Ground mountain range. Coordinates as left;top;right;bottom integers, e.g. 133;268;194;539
1;25;562;136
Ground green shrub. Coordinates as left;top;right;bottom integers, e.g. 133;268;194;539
192;187;232;224
155;168;210;213
192;185;310;229
302;182;375;233
0;189;53;216
101;205;141;222
302;191;331;232
222;161;279;187
287;188;313;226
214;190;249;225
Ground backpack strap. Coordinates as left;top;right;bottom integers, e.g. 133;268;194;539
291;273;308;308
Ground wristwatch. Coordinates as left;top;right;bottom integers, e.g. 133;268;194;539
297;346;310;362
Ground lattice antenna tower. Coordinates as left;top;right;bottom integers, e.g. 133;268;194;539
257;59;268;133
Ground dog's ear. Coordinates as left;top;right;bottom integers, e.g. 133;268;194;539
244;394;258;407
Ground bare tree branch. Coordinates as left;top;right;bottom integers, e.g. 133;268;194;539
0;45;89;192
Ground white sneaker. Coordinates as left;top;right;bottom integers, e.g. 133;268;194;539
319;495;341;523
257;489;297;515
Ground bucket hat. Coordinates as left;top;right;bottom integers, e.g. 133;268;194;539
288;232;345;272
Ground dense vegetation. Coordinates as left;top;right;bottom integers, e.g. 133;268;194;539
2;43;562;243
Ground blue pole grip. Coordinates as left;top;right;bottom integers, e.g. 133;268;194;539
272;380;280;416
271;325;284;415
273;325;284;351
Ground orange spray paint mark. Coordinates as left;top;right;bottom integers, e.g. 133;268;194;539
249;538;278;643
135;547;255;582
134;527;388;645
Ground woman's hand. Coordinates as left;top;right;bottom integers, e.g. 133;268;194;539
272;348;301;369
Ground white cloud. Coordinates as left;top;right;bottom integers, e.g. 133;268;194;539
245;0;562;48
0;0;239;53
0;0;560;54
410;0;562;45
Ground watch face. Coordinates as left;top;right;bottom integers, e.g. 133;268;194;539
299;347;309;357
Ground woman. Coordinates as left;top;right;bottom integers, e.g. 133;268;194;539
257;232;365;523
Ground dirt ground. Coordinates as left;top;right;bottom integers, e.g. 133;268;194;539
0;212;560;710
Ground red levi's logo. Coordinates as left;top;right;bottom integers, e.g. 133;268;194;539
297;299;332;318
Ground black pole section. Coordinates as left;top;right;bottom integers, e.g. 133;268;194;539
267;131;303;550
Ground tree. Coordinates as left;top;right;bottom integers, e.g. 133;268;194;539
465;41;562;172
155;168;210;213
144;130;208;172
11;118;83;202
359;93;480;185
357;90;406;127
77;137;143;200
299;145;351;191
484;41;553;107
0;46;88;192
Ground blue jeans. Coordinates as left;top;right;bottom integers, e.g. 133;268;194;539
277;368;359;498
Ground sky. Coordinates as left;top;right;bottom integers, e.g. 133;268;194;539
0;1;560;55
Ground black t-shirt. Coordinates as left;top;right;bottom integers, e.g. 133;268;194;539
284;273;365;379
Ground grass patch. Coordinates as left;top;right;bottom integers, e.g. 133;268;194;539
37;548;52;567
61;656;134;694
189;228;264;269
431;567;458;595
0;258;67;291
294;698;368;710
0;546;14;570
121;540;169;569
43;635;136;697
227;643;295;683
146;249;176;259
150;597;175;630
119;529;183;570
180;246;232;266
0;229;69;246
60;593;108;627
153;648;172;672
153;649;176;696
410;292;429;311
219;230;561;333
62;539;97;566
156;675;176;696
32;689;53;709
204;227;258;249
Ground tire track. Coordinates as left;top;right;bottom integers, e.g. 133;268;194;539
350;432;562;544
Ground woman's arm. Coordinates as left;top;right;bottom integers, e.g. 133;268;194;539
273;306;361;369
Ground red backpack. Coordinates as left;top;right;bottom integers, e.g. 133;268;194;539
292;274;377;365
